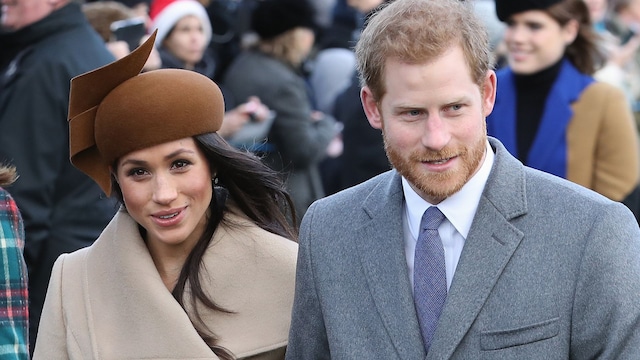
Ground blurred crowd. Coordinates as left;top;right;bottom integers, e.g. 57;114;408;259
2;0;640;356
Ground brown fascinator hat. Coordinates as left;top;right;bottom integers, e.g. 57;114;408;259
68;30;224;195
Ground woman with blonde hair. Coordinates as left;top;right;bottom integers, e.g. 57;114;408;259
223;0;339;221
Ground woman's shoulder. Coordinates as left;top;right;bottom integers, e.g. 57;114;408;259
578;80;628;106
584;80;625;95
218;209;298;258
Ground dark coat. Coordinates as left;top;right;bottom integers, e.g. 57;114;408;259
333;73;390;191
0;3;117;347
223;50;337;220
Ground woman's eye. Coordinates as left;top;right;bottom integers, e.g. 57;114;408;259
528;23;542;31
172;160;191;170
127;168;148;177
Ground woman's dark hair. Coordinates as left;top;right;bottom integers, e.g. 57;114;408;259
547;0;606;74
111;132;297;359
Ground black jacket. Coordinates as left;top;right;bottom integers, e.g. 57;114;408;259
0;3;117;348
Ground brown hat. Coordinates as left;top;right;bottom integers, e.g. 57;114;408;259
68;31;224;195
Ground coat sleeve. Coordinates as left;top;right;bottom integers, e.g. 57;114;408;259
570;201;640;358
0;189;29;359
32;254;69;359
592;85;639;200
0;60;69;268
267;78;337;167
285;202;331;360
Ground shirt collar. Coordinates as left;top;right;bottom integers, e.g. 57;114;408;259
403;140;494;238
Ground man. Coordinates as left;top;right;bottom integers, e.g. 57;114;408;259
0;0;116;349
285;0;640;358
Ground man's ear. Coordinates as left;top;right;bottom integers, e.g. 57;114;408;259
482;70;497;117
361;86;383;130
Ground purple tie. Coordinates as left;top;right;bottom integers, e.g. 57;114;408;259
414;206;447;353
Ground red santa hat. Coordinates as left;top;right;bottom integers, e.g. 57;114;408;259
149;0;212;45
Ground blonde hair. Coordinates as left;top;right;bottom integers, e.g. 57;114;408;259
0;164;18;187
257;28;312;67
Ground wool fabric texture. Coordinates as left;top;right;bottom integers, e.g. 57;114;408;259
251;0;316;40
150;0;212;45
495;0;563;21
68;31;224;195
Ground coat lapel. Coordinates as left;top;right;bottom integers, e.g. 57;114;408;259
85;211;217;359
428;139;527;359
355;172;426;360
527;60;594;178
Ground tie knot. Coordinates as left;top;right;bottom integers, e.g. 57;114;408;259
421;207;445;231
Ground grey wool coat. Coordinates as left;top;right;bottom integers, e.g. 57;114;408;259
286;137;640;359
222;50;337;220
33;209;298;360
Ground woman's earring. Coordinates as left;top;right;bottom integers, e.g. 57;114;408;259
213;177;219;185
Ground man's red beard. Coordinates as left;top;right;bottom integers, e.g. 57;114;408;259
384;133;486;202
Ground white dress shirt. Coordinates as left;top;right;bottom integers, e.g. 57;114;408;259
403;141;494;291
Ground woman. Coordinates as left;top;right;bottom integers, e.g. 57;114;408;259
151;0;215;76
488;0;639;208
223;0;339;221
0;165;29;359
32;32;298;360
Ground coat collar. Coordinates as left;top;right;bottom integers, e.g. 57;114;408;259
83;208;296;359
428;137;527;359
488;59;594;178
357;171;426;359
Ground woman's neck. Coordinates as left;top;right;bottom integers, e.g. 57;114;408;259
146;240;191;291
514;57;564;86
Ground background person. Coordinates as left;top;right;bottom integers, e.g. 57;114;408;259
223;0;339;221
0;165;29;359
151;0;215;75
487;0;640;218
285;0;640;358
33;33;298;360
0;0;117;350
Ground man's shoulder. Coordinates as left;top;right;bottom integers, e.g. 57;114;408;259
313;170;397;211
524;165;609;202
26;21;113;71
519;165;628;224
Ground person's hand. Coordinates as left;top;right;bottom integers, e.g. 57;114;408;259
311;110;325;122
243;96;271;122
326;134;343;158
106;41;130;60
218;97;271;138
141;35;162;71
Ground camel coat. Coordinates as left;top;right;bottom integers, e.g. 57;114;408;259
488;60;640;201
32;209;298;359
